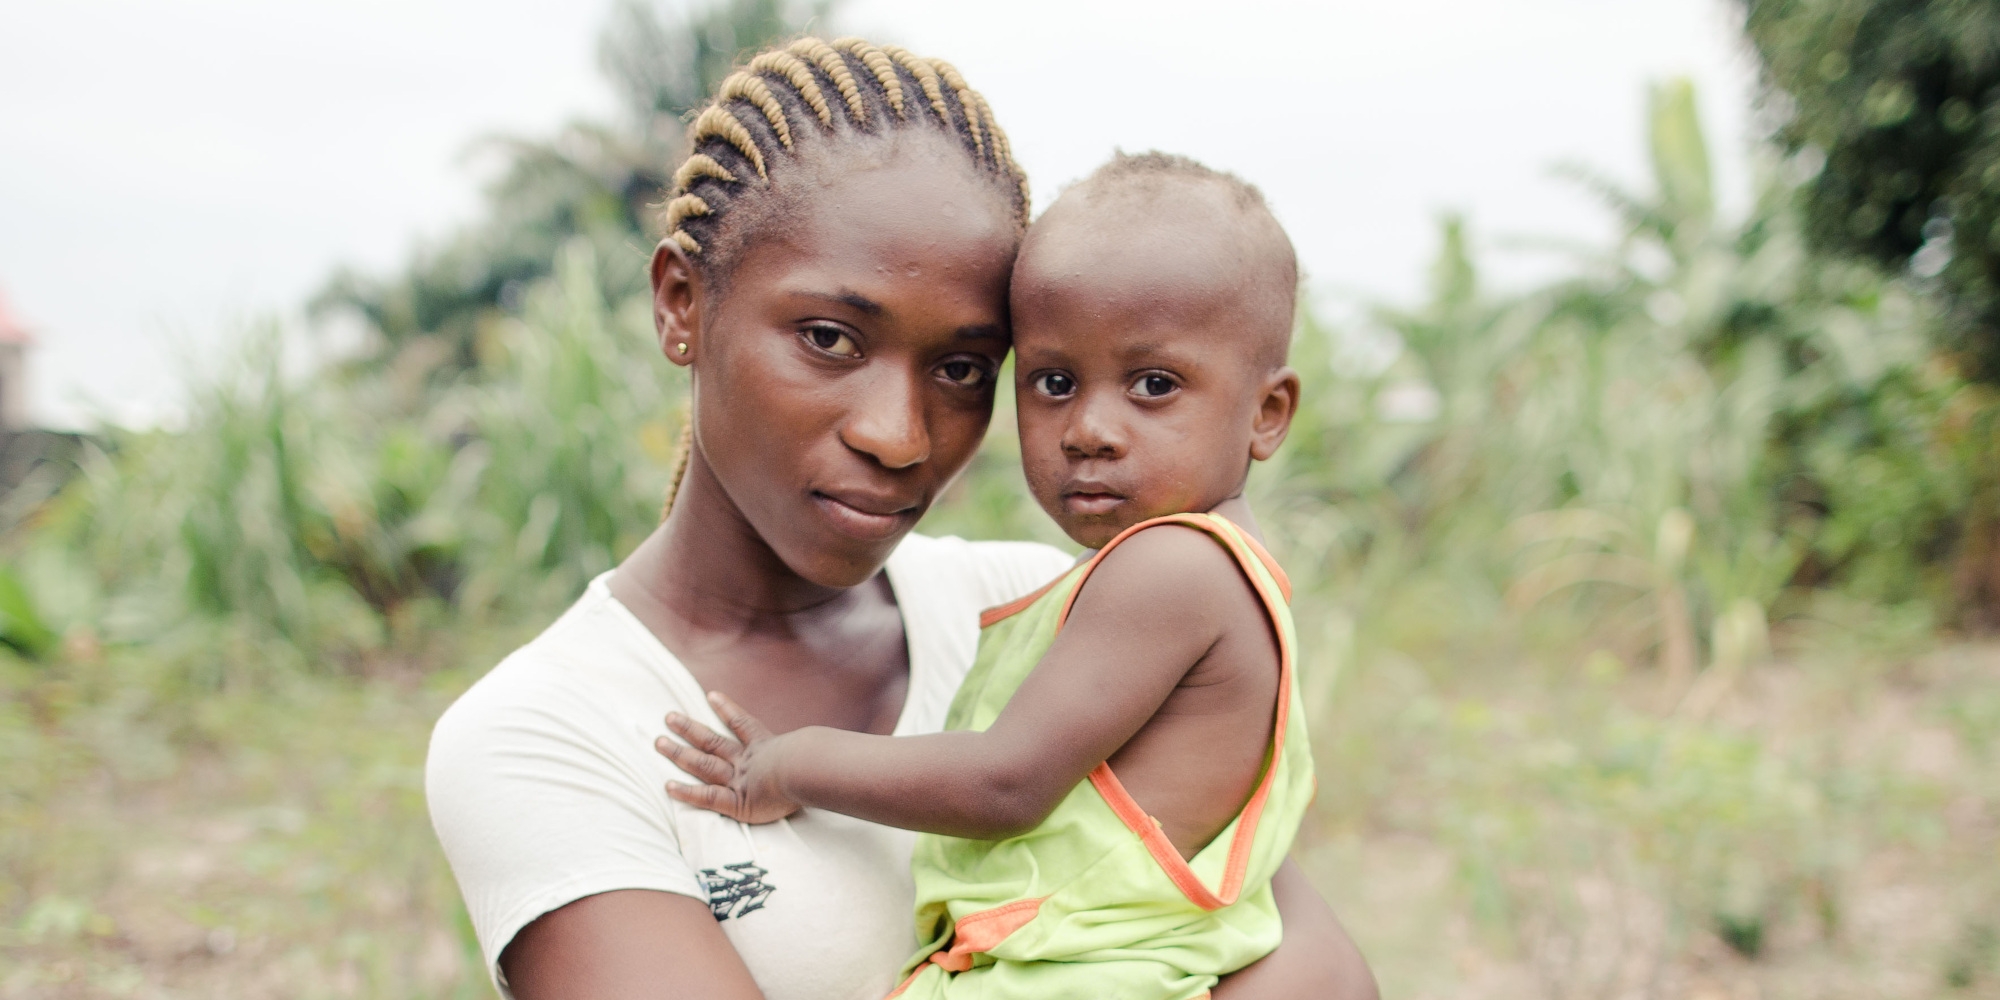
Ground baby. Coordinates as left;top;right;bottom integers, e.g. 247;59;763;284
658;151;1310;1000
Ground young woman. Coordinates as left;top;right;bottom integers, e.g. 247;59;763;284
425;38;1376;1000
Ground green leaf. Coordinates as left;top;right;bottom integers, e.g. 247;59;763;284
1649;78;1714;240
0;563;56;659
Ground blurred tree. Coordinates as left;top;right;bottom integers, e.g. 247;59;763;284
1237;77;1968;669
313;0;830;371
1739;0;2000;376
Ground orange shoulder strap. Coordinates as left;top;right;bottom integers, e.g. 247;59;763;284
1053;512;1288;631
1056;510;1299;911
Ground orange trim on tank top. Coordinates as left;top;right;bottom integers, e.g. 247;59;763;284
1054;512;1296;912
927;896;1046;972
976;523;1286;628
884;897;1048;996
978;573;1066;629
1234;529;1292;603
885;963;924;999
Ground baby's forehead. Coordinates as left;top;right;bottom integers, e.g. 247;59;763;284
1034;165;1285;259
1016;184;1287;315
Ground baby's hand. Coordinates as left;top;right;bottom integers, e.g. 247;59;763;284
655;691;800;824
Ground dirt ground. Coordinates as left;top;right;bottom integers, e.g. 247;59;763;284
3;639;1995;999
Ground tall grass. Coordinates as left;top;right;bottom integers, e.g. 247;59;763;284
10;243;682;684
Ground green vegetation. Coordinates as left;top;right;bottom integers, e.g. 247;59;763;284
314;0;826;370
1741;0;2000;377
5;2;1998;998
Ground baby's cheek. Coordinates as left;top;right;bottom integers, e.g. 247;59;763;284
1018;444;1065;506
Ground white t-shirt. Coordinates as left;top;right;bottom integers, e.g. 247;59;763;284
426;533;1073;1000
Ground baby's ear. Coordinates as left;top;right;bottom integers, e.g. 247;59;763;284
1248;367;1301;462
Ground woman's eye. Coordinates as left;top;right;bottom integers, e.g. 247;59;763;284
938;359;990;387
1134;374;1177;398
803;326;860;357
1033;372;1077;397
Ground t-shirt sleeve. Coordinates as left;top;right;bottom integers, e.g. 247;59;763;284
958;539;1079;609
425;656;705;987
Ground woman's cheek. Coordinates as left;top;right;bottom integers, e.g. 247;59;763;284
934;396;994;463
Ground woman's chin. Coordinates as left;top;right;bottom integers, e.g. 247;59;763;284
774;528;909;590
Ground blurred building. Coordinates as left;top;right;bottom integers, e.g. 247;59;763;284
0;286;30;431
0;285;81;498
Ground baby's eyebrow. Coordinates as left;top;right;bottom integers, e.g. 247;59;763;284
1120;340;1197;364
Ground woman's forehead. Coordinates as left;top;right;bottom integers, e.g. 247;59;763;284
749;157;1017;286
782;139;1019;257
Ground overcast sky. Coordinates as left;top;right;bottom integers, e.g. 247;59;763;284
0;0;1758;429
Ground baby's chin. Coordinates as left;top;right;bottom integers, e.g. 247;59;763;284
1049;497;1200;551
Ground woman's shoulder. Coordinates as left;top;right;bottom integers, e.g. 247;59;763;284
890;532;1077;610
427;574;694;775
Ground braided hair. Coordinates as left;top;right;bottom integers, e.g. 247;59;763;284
658;37;1028;516
661;36;1028;280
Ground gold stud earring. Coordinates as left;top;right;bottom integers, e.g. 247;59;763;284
675;342;689;355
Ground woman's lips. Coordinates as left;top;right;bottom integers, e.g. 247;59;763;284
1063;492;1125;516
812;491;917;541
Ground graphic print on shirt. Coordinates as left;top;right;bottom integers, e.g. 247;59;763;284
700;862;776;920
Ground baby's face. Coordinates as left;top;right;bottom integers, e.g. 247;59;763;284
1010;248;1281;549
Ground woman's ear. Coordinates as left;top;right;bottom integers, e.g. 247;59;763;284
1248;366;1301;462
652;240;703;367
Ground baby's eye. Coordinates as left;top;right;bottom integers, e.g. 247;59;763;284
1032;372;1077;398
938;359;990;387
803;325;861;358
1133;373;1178;398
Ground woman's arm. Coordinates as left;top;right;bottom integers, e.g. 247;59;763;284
501;890;766;1000
1211;860;1379;1000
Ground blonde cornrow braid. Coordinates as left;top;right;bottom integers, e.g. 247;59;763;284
881;45;952;126
834;38;904;116
787;38;868;125
748;50;834;127
660;409;694;521
717;72;793;148
971;90;1006;164
688;106;766;179
974;94;1029;209
930;59;985;163
673;153;736;192
663;193;710;232
659;36;1029;282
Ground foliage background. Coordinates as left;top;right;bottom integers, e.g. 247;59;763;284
3;1;1998;998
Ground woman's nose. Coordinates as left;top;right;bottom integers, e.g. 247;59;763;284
839;368;931;470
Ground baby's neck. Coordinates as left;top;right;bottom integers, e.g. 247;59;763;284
1075;496;1267;557
1205;495;1265;545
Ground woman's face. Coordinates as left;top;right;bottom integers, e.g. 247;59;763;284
654;134;1019;588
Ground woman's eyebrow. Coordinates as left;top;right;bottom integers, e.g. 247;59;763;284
797;289;885;315
955;323;1006;342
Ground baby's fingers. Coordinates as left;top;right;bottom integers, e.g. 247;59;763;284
707;690;776;745
655;735;735;786
664;711;741;761
666;780;749;821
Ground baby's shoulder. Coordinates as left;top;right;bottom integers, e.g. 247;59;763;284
1082;521;1267;624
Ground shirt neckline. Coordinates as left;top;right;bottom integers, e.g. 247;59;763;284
590;536;936;738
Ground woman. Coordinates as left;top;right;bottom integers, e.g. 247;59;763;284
426;37;1376;1000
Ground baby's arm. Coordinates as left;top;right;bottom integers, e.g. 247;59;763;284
658;525;1247;838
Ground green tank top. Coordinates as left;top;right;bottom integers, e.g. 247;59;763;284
889;512;1315;1000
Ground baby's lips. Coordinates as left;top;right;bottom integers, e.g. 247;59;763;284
1063;492;1126;516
